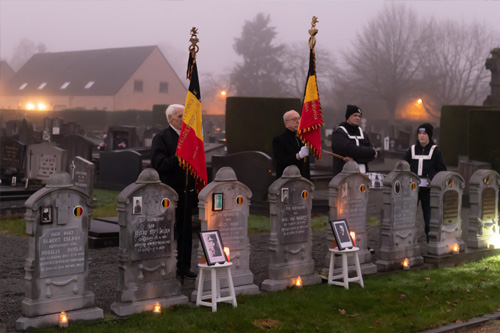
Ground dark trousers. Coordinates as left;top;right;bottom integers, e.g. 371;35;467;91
418;188;431;242
175;190;194;273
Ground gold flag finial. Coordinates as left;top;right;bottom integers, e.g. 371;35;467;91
308;16;318;49
189;27;199;55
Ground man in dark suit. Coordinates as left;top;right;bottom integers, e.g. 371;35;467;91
151;104;197;280
272;110;310;179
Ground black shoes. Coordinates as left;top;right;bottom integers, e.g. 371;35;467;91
177;269;197;280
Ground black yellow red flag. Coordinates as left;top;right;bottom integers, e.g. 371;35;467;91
298;48;323;161
176;52;207;192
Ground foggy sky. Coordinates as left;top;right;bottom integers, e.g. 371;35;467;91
1;0;500;78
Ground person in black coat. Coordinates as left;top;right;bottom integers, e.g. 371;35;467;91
272;110;310;179
331;105;377;177
151;104;197;280
404;123;447;242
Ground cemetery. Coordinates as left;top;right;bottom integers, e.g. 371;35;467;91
1;31;500;333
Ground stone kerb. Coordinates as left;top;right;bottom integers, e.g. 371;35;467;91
375;160;423;271
261;165;321;291
427;171;465;256
111;168;188;317
467;169;500;249
327;161;377;275
193;166;258;300
16;172;103;331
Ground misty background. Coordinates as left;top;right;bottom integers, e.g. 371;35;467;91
1;0;500;124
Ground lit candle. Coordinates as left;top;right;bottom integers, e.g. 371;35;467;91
402;258;410;270
58;311;68;328
350;231;356;246
295;276;303;288
452;243;459;254
153;302;161;313
224;247;230;262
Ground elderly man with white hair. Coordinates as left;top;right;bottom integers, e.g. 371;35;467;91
151;104;197;280
272;109;310;179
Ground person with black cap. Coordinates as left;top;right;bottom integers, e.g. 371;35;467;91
404;123;447;242
331;105;378;177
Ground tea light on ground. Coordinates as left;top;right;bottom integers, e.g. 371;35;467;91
452;243;459;254
294;276;303;288
402;258;410;270
58;311;68;328
153;301;161;313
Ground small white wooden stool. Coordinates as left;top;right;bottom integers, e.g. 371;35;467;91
196;262;237;312
328;246;364;289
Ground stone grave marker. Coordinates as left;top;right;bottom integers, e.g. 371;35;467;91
97;150;142;191
105;126;139;151
111;168;188;316
261;165;321;291
0;138;26;182
375;161;423;271
327;161;377;274
194;167;258;300
26;142;67;184
427;171;465;256
69;157;95;197
60;134;94;169
16;172;103;330
5;120;21;137
466;169;500;249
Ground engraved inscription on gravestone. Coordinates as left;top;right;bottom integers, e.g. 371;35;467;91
339;198;366;230
211;210;246;249
443;191;459;225
393;195;416;227
281;203;309;244
482;188;496;221
38;227;85;278
1;140;25;170
39;154;57;176
132;215;171;260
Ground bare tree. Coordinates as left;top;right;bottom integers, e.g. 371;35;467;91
420;19;498;108
10;39;47;71
341;4;429;117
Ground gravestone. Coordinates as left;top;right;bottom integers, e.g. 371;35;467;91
143;127;161;147
111;168;188;316
69;157;95;196
5;120;21;137
26;142;67;184
483;47;500;107
427;171;465;256
261;165;321;291
193;167;258;300
16;172;103;330
212;151;273;214
60;134;94;169
467;169;500;249
0;138;26;182
326;161;377;274
97;150;142;191
105;126;139;151
375;161;423;271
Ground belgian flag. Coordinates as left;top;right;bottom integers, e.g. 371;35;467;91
298;48;323;161
176;52;207;192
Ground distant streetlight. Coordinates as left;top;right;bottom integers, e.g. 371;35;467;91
220;90;227;97
417;98;423;104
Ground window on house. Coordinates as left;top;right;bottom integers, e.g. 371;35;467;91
134;80;143;92
60;82;70;89
38;82;47;89
84;81;95;89
159;82;168;94
19;83;28;90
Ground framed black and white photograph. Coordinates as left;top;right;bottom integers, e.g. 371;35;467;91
330;219;354;250
199;230;227;265
133;196;143;215
281;188;289;202
213;193;223;211
40;206;53;224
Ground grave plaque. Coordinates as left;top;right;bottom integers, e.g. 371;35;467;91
261;165;321;291
467;169;500;249
26;142;67;183
327;161;377;274
16;172;102;330
61;134;94;167
70;156;95;196
97;150;142;191
375;161;423;271
194;166;258;299
427;171;465;255
111;168;187;317
0;138;26;179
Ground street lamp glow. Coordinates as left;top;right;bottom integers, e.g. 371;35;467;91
220;90;227;96
417;98;422;104
26;103;35;110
